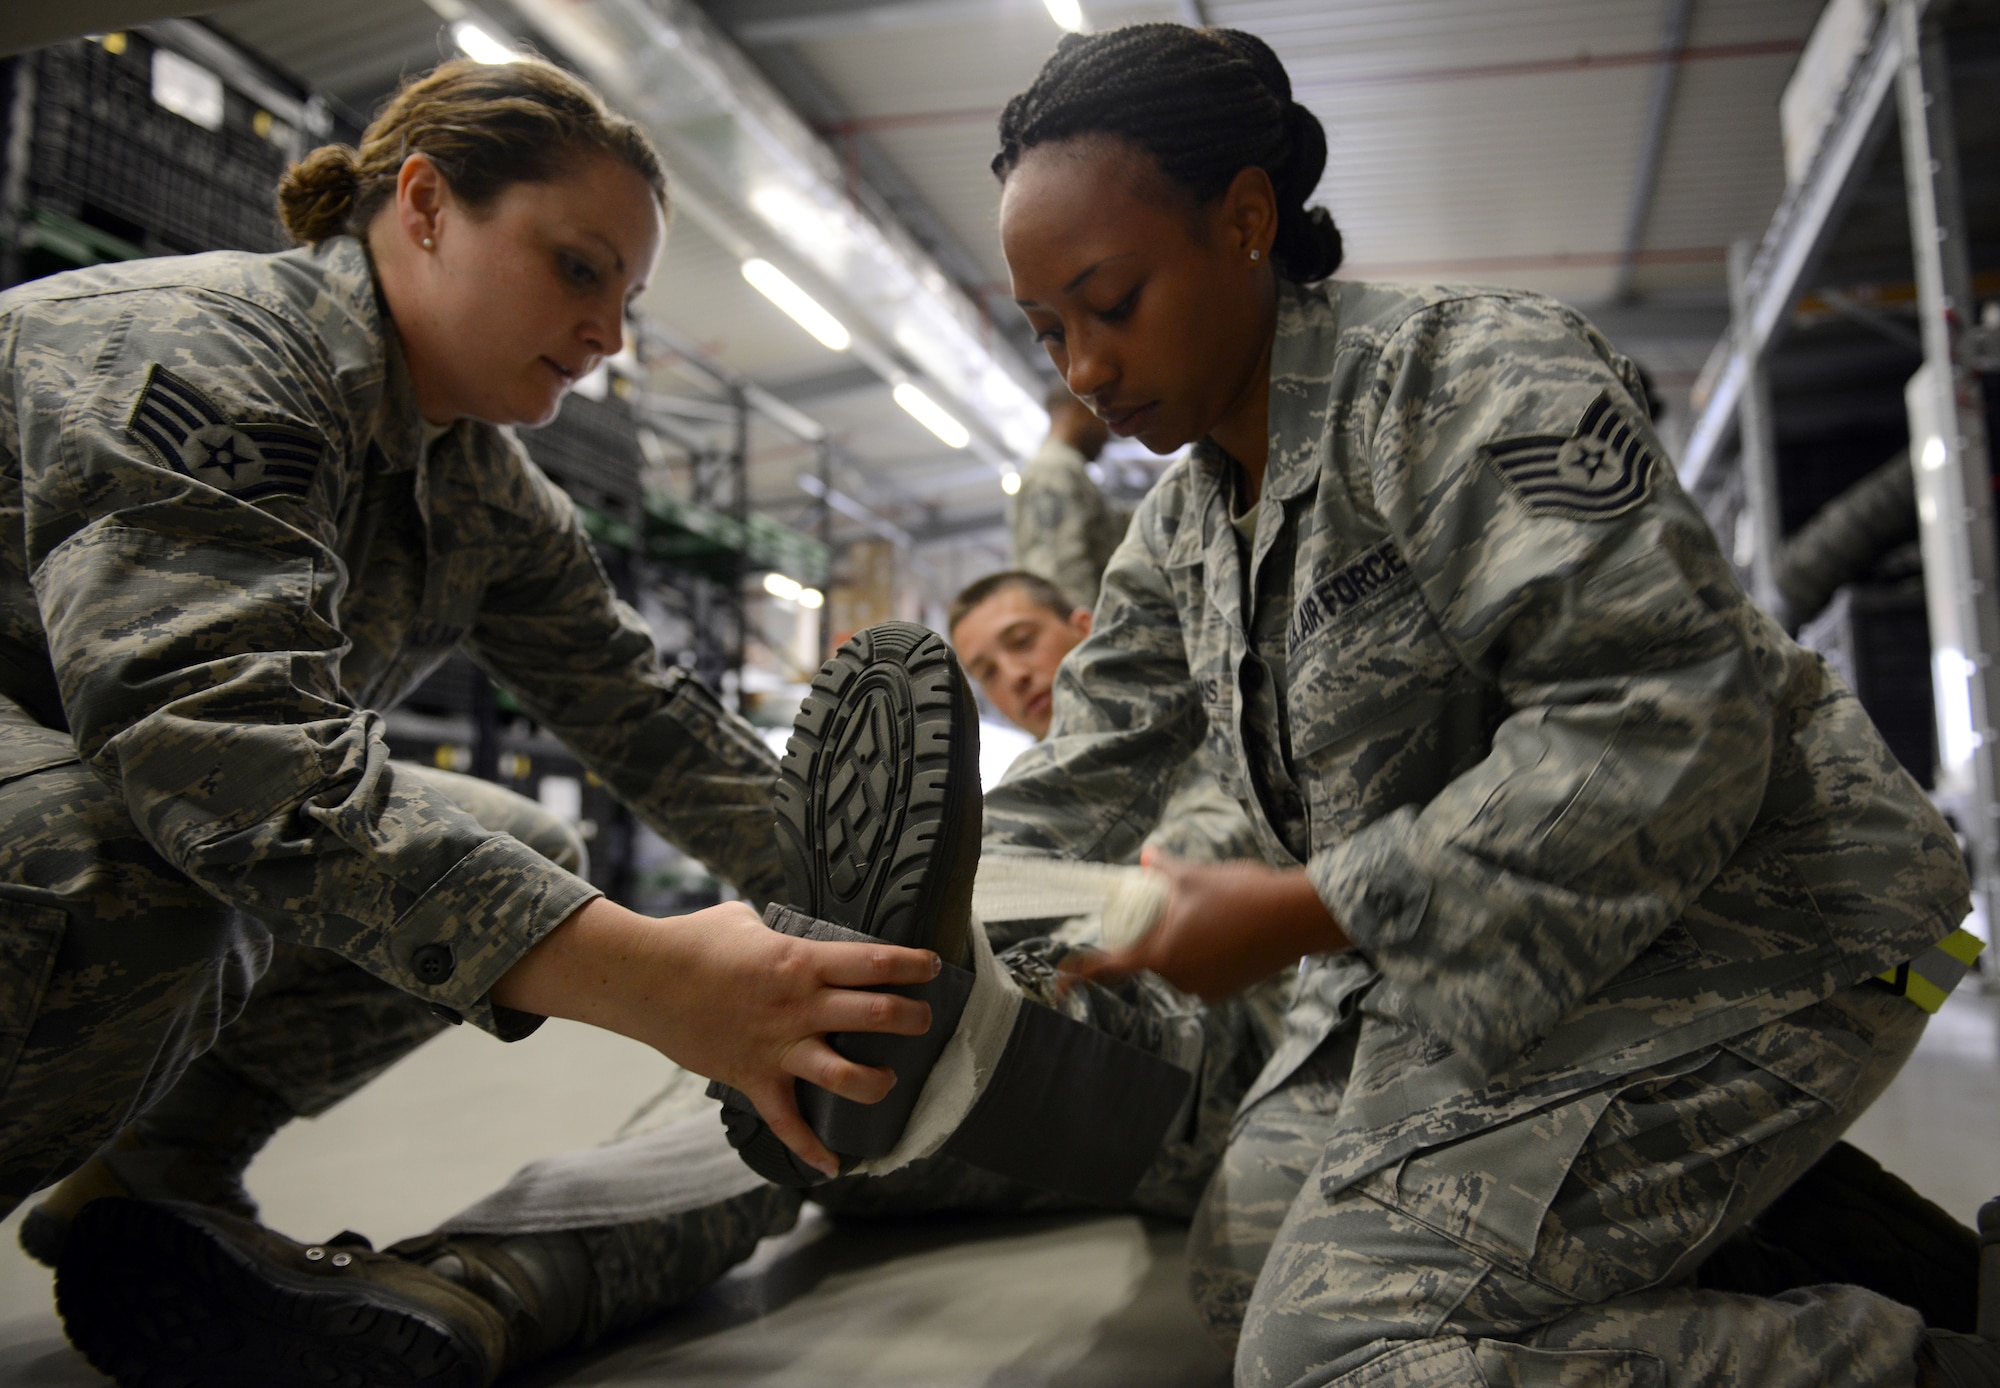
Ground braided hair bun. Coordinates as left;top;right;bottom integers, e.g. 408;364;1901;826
994;23;1342;283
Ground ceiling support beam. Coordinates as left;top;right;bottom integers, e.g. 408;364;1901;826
1609;0;1695;303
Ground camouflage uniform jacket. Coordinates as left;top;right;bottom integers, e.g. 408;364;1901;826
984;277;1969;1194
1009;434;1128;613
0;237;782;1038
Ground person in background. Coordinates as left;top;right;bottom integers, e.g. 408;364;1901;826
951;569;1261;865
1010;380;1121;612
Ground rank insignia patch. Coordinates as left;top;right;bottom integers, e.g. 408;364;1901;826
127;364;324;503
1482;391;1657;520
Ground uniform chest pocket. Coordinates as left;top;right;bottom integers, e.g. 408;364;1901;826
1288;584;1464;760
1289;586;1483;842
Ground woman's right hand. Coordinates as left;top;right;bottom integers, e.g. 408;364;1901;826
492;896;941;1176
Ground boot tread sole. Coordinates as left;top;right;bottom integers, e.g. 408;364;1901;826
774;621;979;967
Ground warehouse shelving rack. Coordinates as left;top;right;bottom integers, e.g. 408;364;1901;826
397;328;833;908
1679;0;2000;918
0;22;327;286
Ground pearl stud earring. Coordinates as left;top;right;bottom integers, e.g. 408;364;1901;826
1249;248;1261;262
422;236;435;250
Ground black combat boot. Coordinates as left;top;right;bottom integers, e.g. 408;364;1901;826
20;1052;293;1267
1696;1141;1982;1329
54;1197;591;1387
1924;1197;2000;1386
773;619;982;969
709;622;1194;1209
713;621;983;1186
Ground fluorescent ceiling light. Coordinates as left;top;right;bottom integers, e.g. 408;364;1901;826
1001;470;1021;495
452;20;516;63
1044;0;1085;32
763;571;804;602
798;587;825;610
742;259;851;351
894;383;970;449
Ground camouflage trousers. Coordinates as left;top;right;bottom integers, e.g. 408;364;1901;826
0;689;584;1211
1190;981;1929;1388
497;939;1281;1346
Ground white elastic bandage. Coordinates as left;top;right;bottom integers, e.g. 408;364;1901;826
972;855;1169;949
438;1107;768;1234
849;912;1021;1176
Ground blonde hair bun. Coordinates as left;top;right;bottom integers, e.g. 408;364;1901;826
272;56;666;246
276;143;362;245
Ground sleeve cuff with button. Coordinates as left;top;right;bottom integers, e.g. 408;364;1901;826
390;833;603;1040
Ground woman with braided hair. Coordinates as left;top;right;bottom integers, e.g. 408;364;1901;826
982;20;1988;1388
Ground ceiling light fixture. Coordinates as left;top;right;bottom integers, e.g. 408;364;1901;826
452;20;516;64
1000;471;1022;495
1043;0;1086;33
742;258;852;352
763;571;804;602
894;382;970;449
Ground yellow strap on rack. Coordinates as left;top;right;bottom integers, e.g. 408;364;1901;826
1876;927;1987;1013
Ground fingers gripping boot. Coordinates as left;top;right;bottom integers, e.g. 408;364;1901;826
56;1199;512;1388
713;622;1196;1203
21;1053;292;1268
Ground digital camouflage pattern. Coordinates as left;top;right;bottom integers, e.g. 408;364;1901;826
1007;430;1259;867
0;236;784;1032
201;767;587;1122
0;743;590;1205
1206;983;1929;1387
982;278;1970;1380
1147;752;1264;864
1008;433;1128;614
0;238;786;1202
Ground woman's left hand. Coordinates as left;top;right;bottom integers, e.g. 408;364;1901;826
1063;849;1350;1001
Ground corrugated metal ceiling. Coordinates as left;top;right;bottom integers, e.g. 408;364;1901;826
186;0;1835;549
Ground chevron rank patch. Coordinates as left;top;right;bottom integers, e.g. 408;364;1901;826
1482;390;1657;520
126;364;324;503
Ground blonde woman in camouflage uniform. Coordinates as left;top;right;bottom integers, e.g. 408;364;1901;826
983;22;1992;1388
0;54;947;1359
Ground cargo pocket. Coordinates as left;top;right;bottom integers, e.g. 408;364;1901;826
1360;1047;1728;1283
0;900;66;1105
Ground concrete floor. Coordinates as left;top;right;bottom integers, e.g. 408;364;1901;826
3;982;1996;1387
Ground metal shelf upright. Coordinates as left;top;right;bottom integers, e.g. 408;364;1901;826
1680;0;1999;916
